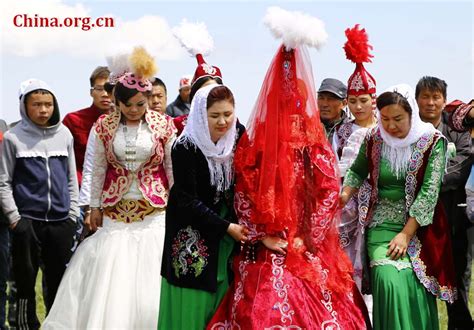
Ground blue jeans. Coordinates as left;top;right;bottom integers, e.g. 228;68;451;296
0;224;9;330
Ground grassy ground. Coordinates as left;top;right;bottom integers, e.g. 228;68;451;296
20;267;474;327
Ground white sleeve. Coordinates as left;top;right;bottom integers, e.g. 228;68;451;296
78;129;96;207
332;132;340;160
67;135;80;219
89;133;107;208
339;128;369;178
164;135;176;188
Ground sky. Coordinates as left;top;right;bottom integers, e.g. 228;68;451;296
1;0;473;125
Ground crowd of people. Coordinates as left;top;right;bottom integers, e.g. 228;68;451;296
0;7;473;330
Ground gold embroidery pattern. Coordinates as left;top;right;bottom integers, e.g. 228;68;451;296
104;199;161;223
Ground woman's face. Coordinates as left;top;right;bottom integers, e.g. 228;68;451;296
347;94;373;122
379;104;411;139
119;92;147;124
207;100;234;143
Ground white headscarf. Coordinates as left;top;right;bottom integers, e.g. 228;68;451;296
377;83;437;178
177;84;238;192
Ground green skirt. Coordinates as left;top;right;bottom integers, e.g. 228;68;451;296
367;221;439;330
158;233;234;330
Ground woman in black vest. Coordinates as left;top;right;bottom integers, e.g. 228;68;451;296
159;84;247;329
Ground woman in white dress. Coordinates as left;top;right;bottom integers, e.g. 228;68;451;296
43;47;176;329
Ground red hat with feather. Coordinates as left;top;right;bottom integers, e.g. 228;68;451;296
172;20;223;87
344;24;376;96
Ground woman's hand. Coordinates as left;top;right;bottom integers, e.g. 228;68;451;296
227;223;249;242
387;232;411;260
262;236;288;255
89;208;103;232
340;186;356;208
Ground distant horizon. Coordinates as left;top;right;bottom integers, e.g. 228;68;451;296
1;0;472;125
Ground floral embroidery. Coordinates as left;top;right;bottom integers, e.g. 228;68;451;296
335;121;354;158
235;192;266;242
202;63;217;75
451;102;473;132
229;260;248;329
408;136;444;226
320;288;341;330
407;236;457;303
309;191;338;245
95;109;175;208
349;72;365;92
171;226;209;278
271;253;295;325
370;259;412;271
370;198;406;228
405;133;433;208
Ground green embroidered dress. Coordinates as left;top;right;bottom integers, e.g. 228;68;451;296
158;203;234;330
344;139;446;330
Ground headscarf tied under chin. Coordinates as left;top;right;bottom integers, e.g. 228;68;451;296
377;83;437;178
176;84;238;192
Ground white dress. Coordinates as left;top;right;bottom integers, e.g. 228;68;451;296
43;123;174;329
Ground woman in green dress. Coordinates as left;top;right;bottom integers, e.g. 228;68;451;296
340;84;457;329
159;84;248;329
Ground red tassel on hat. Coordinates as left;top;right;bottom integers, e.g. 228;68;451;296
344;24;376;96
344;24;373;64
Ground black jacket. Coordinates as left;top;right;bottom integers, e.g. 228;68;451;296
438;112;472;237
161;122;245;292
439;112;472;193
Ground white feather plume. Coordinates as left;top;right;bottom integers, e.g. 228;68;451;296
263;6;328;50
172;19;214;56
105;53;130;74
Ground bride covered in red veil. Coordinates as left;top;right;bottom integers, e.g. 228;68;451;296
208;7;369;330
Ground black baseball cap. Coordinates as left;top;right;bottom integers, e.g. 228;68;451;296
318;78;347;99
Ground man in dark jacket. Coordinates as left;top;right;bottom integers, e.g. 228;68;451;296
166;75;192;117
417;76;473;330
316;78;349;141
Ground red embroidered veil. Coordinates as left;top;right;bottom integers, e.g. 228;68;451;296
234;44;355;294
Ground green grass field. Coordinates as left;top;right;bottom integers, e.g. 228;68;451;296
16;267;474;327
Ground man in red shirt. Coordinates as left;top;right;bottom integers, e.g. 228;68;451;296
63;66;111;185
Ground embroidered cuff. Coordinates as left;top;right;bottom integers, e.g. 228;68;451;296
343;170;363;188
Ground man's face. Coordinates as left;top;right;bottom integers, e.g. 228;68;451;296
179;86;191;104
90;77;111;112
26;92;54;127
147;85;167;114
317;92;346;123
417;88;446;124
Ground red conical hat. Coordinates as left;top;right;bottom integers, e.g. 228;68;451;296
344;24;376;96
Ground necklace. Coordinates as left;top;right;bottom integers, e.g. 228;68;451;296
122;120;142;172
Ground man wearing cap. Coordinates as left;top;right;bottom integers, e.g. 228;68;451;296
317;78;349;141
166;75;192;118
